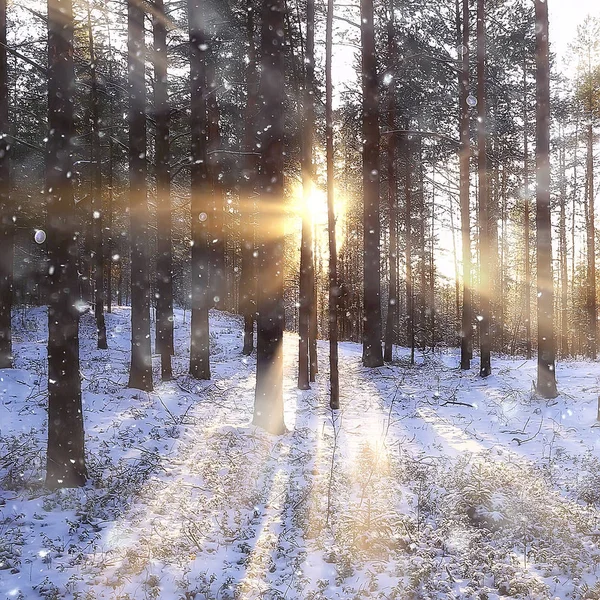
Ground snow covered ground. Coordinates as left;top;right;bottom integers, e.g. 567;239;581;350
2;307;600;599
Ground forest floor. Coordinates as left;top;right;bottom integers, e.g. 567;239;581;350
2;308;600;599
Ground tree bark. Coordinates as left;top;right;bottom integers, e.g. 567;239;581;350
87;4;107;351
458;0;472;369
326;0;339;409
0;0;12;369
361;0;383;367
188;0;211;381
154;0;174;380
587;120;597;358
46;0;87;488
127;0;153;391
523;59;532;359
253;0;286;434
240;0;258;357
535;0;557;398
559;134;569;357
298;0;315;390
477;0;491;377
384;0;398;364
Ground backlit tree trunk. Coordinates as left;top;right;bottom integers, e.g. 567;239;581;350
253;0;286;434
535;0;557;398
87;4;107;351
240;0;258;356
361;0;383;367
477;0;491;377
384;0;398;364
326;0;339;409
458;0;471;370
127;0;153;391
0;0;12;369
46;0;86;488
188;0;211;380
154;0;174;380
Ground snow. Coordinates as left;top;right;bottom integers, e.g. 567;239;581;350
2;307;600;598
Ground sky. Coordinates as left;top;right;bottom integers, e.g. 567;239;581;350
550;0;600;71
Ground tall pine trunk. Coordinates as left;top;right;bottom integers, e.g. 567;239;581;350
298;0;315;390
127;0;153;391
188;0;211;380
523;60;532;359
384;0;398;364
207;60;226;309
252;0;286;434
587;121;596;358
326;0;339;409
87;5;107;351
535;0;557;398
361;0;383;367
559;136;569;357
46;0;86;488
154;0;174;380
240;0;257;356
477;0;491;377
458;0;471;369
0;0;12;369
405;133;415;364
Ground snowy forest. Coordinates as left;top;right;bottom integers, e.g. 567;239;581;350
3;0;600;597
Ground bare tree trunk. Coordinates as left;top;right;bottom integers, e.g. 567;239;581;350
326;0;339;409
477;0;491;377
127;0;153;391
207;60;227;309
535;0;557;398
361;0;383;367
559;134;569;357
458;0;471;370
587;120;597;358
188;0;211;380
154;0;173;380
240;0;258;356
298;0;315;389
46;0;86;488
0;0;12;369
87;5;107;351
253;0;286;435
405;134;415;364
384;0;398;363
523;60;532;359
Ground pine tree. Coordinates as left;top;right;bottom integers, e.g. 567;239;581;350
535;0;557;398
46;0;87;488
127;0;153;391
0;0;12;370
361;0;384;368
252;0;286;435
154;0;174;380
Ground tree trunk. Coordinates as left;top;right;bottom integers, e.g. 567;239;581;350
523;60;532;359
587;121;597;358
0;0;12;369
405;133;415;364
384;0;398;364
458;0;471;370
361;0;383;367
46;0;86;488
559;134;569;357
240;0;258;356
253;0;286;435
154;0;173;380
535;0;557;398
127;0;153;391
477;0;491;377
87;5;107;351
326;0;339;409
207;60;227;310
298;0;315;390
188;0;211;381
